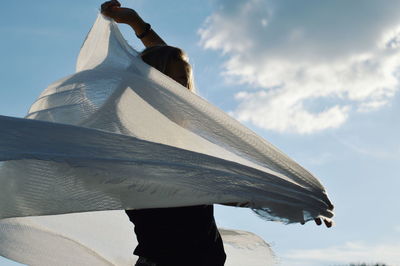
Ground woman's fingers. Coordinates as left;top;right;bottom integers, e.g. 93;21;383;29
101;0;120;13
101;1;110;11
314;218;322;226
314;217;333;228
100;1;134;24
323;219;333;228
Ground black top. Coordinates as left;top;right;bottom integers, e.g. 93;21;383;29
125;205;226;266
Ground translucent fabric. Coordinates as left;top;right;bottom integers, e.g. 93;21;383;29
0;212;276;266
0;15;333;265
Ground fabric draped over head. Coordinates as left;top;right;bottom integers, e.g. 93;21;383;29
0;14;333;265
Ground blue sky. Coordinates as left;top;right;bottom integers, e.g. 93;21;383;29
1;1;400;265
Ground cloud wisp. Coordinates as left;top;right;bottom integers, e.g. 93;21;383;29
199;0;400;134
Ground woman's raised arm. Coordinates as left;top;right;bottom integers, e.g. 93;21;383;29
101;0;166;48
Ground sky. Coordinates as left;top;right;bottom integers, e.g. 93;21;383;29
1;0;400;265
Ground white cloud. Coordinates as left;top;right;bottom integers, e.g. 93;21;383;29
199;0;400;134
283;241;400;266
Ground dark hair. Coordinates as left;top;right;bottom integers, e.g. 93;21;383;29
140;45;195;92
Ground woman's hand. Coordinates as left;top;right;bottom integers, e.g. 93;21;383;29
314;217;333;228
300;217;333;228
101;0;136;24
101;0;166;47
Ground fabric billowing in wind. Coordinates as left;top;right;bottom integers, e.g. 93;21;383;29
0;211;276;266
0;15;333;265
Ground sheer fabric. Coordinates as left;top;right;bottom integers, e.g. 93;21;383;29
0;15;332;265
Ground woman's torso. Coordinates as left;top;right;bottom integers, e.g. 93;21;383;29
125;205;226;266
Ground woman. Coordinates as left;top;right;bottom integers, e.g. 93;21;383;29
101;1;226;266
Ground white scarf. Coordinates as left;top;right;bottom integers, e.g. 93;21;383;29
0;15;333;265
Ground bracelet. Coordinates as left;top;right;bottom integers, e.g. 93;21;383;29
136;23;151;39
